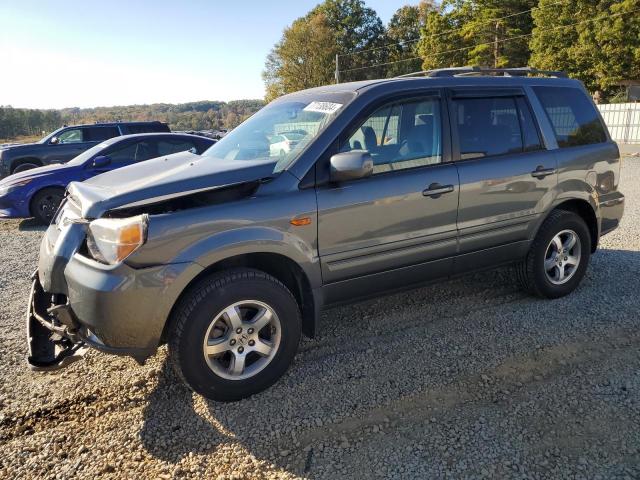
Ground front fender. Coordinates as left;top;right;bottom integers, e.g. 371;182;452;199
175;226;322;288
125;188;321;288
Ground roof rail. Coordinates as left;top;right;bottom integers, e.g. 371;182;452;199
397;66;567;79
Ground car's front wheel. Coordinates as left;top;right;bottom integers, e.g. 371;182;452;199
517;210;591;298
169;268;301;402
31;187;65;225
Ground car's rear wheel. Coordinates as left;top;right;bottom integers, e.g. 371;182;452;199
516;210;591;298
169;268;301;402
31;188;65;225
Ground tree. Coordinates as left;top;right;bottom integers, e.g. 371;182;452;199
461;0;537;68
262;13;338;102
309;0;386;82
530;0;640;98
385;3;436;77
418;0;538;71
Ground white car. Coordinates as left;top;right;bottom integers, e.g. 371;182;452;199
269;133;306;157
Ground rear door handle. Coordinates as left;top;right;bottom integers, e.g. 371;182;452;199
531;166;556;179
422;183;454;198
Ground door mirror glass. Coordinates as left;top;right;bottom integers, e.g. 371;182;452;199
329;151;373;183
91;155;111;169
49;136;59;145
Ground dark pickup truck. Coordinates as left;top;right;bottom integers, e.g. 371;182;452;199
0;121;170;178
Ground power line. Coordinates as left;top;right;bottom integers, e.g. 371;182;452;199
340;6;640;75
338;0;567;60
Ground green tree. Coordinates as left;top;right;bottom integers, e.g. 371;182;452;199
385;2;436;77
309;0;386;81
262;13;338;101
418;0;538;71
530;0;640;98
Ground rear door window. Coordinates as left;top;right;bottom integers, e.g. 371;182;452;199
157;139;196;156
125;123;170;134
104;140;155;166
454;97;524;160
517;97;543;152
86;126;120;142
533;86;607;148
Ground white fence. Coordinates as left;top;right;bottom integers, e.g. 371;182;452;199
598;103;640;144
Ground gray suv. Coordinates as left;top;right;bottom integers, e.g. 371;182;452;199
27;68;625;401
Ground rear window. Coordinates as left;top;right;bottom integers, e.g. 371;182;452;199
533;86;607;148
125;123;170;134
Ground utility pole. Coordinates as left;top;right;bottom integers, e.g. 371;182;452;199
494;21;500;68
335;54;340;84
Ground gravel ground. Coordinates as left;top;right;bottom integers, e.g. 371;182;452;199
1;158;639;480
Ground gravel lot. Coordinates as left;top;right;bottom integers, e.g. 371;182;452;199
1;158;639;480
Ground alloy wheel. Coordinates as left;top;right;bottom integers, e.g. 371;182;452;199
202;300;281;381
544;229;581;285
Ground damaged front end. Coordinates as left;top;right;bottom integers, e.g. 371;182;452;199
27;272;88;371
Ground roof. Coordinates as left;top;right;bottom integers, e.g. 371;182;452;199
60;120;167;128
281;67;581;100
99;132;213;145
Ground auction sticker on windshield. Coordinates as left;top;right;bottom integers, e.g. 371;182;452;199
303;102;343;114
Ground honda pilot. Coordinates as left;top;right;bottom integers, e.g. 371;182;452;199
27;68;624;401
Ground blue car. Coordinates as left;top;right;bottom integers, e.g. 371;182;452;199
0;133;214;224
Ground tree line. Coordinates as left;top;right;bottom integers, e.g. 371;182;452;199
263;0;640;101
0;100;264;142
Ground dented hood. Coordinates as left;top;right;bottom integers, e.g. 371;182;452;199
67;151;277;218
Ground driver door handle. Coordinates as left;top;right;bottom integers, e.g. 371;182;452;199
422;183;454;198
531;166;556;179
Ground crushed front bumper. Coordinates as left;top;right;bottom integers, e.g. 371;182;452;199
27;272;88;371
26;270;161;371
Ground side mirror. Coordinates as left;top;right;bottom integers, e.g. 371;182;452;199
329;151;373;183
50;136;59;145
91;155;111;169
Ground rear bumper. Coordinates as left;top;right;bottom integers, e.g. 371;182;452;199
599;191;625;236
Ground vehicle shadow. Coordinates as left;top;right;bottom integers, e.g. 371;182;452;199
18;218;47;232
138;247;640;476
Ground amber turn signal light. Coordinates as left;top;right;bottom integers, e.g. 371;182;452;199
290;216;312;226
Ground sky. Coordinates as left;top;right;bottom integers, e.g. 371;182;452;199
0;0;419;109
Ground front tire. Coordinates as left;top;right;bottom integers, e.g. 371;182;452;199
169;268;301;402
31;187;65;225
517;210;591;299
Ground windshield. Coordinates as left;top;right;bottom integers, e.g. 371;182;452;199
202;94;351;173
66;141;110;166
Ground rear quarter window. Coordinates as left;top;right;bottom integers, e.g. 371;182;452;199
533;86;607;148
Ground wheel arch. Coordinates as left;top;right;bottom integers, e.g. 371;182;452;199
161;252;319;344
547;199;599;252
11;157;43;173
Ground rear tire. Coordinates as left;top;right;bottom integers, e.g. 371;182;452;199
31;188;65;225
516;210;591;299
168;268;301;402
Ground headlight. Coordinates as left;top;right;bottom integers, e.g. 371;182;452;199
86;215;148;265
0;178;32;196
